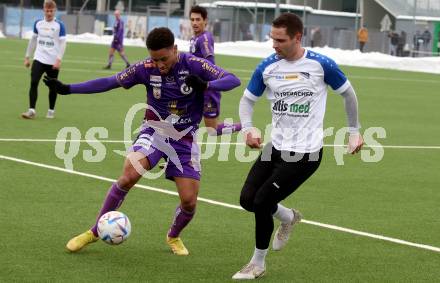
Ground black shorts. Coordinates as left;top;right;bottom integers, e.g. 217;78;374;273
31;59;59;82
240;143;323;211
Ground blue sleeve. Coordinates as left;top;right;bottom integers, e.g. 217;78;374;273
56;20;66;37
322;58;347;91
246;64;266;97
33;20;39;34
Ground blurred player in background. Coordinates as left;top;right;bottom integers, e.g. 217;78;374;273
44;27;240;256
232;13;363;279
103;10;130;69
189;5;241;136
22;0;66;119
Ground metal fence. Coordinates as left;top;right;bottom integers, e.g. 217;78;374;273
1;3;439;57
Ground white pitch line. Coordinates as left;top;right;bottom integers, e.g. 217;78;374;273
0;153;439;253
1;138;440;149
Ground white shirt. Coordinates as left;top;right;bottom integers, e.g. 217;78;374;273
244;49;351;153
29;17;66;65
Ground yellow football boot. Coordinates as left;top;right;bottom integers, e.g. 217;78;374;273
166;236;189;256
66;230;99;252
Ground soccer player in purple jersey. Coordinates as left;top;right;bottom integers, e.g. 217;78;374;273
103;10;130;69
189;5;242;136
44;27;240;255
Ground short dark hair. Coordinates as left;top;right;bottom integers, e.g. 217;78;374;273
272;13;303;38
190;5;208;20
146;27;175;50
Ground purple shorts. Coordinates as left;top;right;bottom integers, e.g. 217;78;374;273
203;90;221;118
129;127;201;181
111;41;123;51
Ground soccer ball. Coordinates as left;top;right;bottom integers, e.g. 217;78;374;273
97;211;131;245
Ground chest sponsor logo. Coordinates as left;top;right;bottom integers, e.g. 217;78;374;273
38;39;54;47
273;101;310;114
274;91;314;98
171;117;192;125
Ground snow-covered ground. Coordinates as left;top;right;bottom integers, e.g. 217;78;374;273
19;32;440;74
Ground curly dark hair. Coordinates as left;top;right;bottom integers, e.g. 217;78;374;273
146;27;175;51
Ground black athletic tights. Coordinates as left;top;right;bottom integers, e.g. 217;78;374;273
29;60;59;110
240;143;322;249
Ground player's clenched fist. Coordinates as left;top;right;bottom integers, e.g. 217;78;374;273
185;74;208;93
43;76;71;95
24;58;31;68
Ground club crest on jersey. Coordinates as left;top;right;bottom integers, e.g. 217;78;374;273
153;87;161;99
180;83;193;95
300;72;310;79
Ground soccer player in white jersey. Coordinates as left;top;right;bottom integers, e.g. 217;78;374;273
232;13;364;280
22;0;66;119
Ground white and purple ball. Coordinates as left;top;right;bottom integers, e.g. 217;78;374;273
97;211;131;245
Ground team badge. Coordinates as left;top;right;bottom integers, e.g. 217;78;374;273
180;83;193;95
153;87;161;99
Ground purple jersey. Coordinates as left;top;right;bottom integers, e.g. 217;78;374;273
113;19;124;44
190;31;215;64
115;53;232;131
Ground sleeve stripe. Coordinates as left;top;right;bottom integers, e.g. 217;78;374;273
334;80;351;94
244;89;260;101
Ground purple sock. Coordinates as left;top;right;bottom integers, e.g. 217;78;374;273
107;54;114;66
167;205;195;238
90;183;128;236
120;53;130;65
216;122;242;135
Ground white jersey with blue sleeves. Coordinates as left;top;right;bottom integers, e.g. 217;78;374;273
32;18;66;65
244;49;351;152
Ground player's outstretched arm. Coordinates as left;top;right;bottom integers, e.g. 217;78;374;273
340;84;364;154
207;72;241;92
185;73;240;93
43;75;121;95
